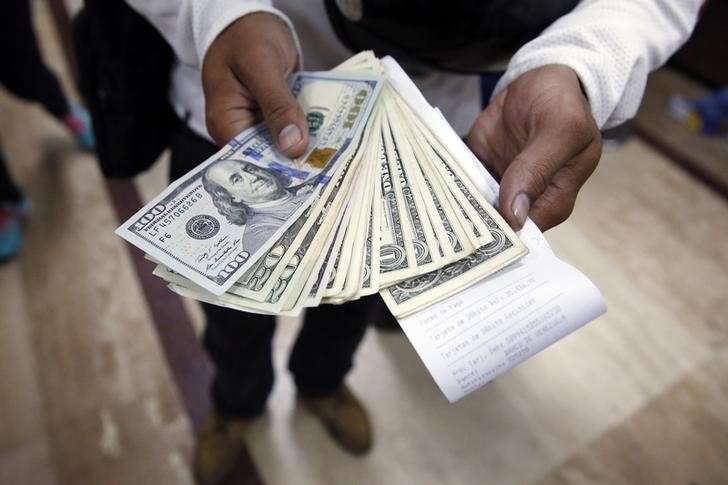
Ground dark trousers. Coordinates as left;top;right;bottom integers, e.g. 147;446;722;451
1;0;70;118
0;0;73;202
169;118;384;418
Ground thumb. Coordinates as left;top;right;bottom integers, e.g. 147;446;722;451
498;131;573;230
241;60;309;158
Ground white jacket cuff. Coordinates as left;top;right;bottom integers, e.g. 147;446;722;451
492;0;700;130
193;1;304;69
493;45;616;129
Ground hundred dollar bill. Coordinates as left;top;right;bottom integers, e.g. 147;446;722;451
116;72;382;295
324;160;369;296
255;145;367;310
259;107;383;305
291;199;352;310
334;50;385;76
228;146;361;302
358;149;382;297
232;66;384;301
322;108;383;298
341;134;381;299
362;151;382;294
360;204;375;292
311;187;356;305
305;219;347;306
167;149;365;315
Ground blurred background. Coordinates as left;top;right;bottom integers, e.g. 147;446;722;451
1;1;727;484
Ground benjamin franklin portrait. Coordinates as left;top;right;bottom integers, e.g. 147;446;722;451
202;159;315;245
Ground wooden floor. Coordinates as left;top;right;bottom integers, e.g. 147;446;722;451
1;3;727;485
635;68;728;197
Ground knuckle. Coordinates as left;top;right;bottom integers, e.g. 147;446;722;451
467;130;488;161
561;103;594;148
517;158;550;194
556;197;576;225
237;39;294;82
591;132;604;163
577;135;602;175
238;42;272;69
264;97;299;127
546;209;570;230
537;185;577;229
554;188;577;225
205;110;222;139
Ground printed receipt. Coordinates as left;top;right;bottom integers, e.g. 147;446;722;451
398;250;606;402
382;56;607;402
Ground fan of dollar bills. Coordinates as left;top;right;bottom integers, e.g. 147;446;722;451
116;52;527;318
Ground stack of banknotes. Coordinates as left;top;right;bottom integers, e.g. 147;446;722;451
116;52;528;318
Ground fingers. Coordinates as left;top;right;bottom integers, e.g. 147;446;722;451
470;65;601;231
202;13;307;156
204;50;308;156
467;91;513;177
507;136;601;231
203;58;258;146
527;179;578;230
498;124;590;230
235;47;309;158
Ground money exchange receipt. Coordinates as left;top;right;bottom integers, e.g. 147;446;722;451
397;252;605;402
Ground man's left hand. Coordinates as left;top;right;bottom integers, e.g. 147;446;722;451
467;65;602;231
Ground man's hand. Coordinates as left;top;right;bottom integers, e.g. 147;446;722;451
467;65;602;231
202;13;308;156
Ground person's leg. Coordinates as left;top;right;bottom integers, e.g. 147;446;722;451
202;304;277;417
1;0;94;149
288;296;375;454
169;117;278;482
169;117;277;417
1;0;69;118
196;302;276;484
289;297;373;395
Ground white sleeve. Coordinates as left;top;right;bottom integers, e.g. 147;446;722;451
492;0;702;129
124;0;303;69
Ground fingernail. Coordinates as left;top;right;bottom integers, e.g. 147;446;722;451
278;124;302;152
511;192;530;229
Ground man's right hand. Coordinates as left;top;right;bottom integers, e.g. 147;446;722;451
202;12;308;157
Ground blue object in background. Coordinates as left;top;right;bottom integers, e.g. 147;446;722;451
0;199;28;262
693;86;728;135
667;86;728;135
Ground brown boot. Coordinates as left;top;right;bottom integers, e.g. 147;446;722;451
193;411;252;485
299;385;372;455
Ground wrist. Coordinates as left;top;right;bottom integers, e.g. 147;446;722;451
198;5;303;71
